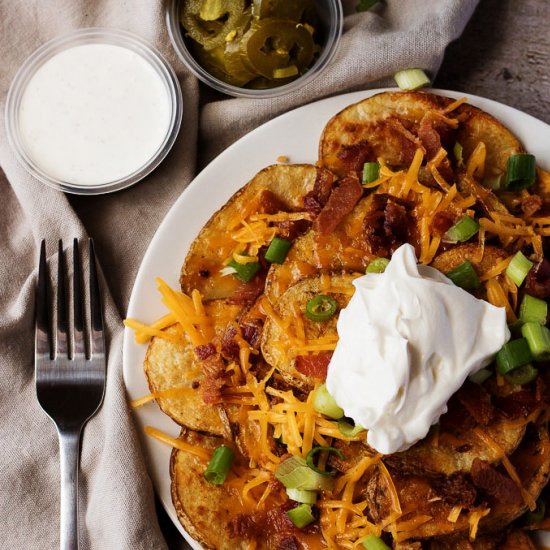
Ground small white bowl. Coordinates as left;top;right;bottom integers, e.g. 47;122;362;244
5;28;182;195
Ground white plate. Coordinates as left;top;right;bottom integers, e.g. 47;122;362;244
123;88;550;548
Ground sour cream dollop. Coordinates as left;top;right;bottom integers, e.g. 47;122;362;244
326;243;510;455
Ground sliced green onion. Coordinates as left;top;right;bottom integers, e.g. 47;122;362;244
519;294;548;325
469;368;493;385
228;258;261;282
338;419;365;437
521;322;550;360
505;363;538;386
446;261;481;290
525;497;546;524
394;68;430;91
506;251;533;287
286;487;317;504
444;216;479;243
275;455;335;491
356;0;380;12
362;534;391;550
305;294;338;322
483;174;503;191
313;384;344;419
265;237;292;264
362;162;380;184
204;445;235;485
453;142;463;163
505;154;536;192
496;338;534;375
287;503;316;529
305;446;345;476
366;258;390;273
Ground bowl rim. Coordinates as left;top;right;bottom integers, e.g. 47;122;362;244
165;0;344;99
5;27;183;195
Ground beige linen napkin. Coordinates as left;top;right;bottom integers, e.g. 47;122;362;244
0;1;478;548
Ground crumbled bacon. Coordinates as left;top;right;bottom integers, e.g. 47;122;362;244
417;112;455;180
526;258;550;299
470;458;522;505
194;343;215;360
521;194;543;217
273;218;311;240
295;352;332;381
429;210;456;237
201;354;226;404
494;390;539;419
241;319;263;349
456;381;495;426
335;140;372;175
221;324;240;361
431;472;477;507
313;175;363;236
228;273;267;305
386;117;421;166
258;189;287;215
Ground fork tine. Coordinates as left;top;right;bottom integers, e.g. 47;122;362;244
56;240;69;357
35;240;51;358
89;239;104;356
72;239;85;358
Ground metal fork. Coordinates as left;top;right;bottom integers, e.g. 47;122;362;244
35;239;106;550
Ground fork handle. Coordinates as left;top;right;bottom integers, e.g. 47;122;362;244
58;429;81;550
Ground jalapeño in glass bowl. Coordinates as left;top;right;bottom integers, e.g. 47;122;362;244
166;0;343;98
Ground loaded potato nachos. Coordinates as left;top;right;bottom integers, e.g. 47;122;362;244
126;91;550;549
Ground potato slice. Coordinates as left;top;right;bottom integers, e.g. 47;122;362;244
180;164;335;300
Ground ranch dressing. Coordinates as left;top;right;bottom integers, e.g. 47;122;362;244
326;243;510;455
18;43;171;186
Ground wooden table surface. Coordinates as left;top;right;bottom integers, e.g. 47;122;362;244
159;1;550;547
435;0;550;125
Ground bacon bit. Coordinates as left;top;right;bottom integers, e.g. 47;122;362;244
429;211;456;237
430;472;477;507
313;175;363;236
194;343;216;360
201;354;226;404
386;117;422;166
303;169;335;216
241;319;263;349
295;352;333;381
417;112;455;180
522;194;543;217
335;140;372;175
525;258;550;299
221;325;240;361
456;381;495;426
258;189;288;215
470;458;522;505
273;218;311;240
228;273;267;305
494;390;539;420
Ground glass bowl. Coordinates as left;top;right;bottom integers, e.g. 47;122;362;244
166;0;343;98
5;28;182;195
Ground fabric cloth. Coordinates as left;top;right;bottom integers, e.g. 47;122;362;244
0;1;478;548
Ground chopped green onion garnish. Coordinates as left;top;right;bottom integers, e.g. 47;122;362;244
305;446;345;476
287;503;316;529
338;419;365;437
204;445;235;485
286;487;317;504
444;216;479;243
362;162;380;184
446;261;481;290
265;237;292;264
519;294;548;325
505;363;538;386
525;497;546;524
362;534;391;550
521;322;550;360
469;368;492;385
305;294;338;322
275;455;335;491
483;174;503;190
453;142;463;163
394;68;430;91
505;154;536;191
228;258;261;282
356;0;380;12
496;338;534;375
366;258;390;273
506;251;533;287
313;384;344;419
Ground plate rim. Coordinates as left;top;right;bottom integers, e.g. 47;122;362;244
122;87;550;547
